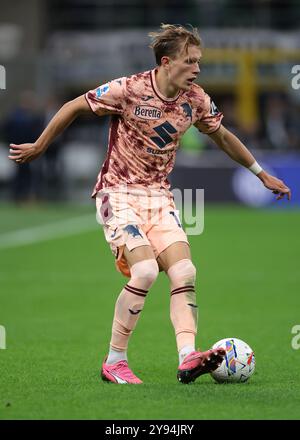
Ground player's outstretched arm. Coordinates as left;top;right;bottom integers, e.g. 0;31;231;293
209;124;291;201
8;95;92;164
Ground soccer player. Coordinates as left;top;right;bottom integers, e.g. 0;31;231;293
8;24;291;384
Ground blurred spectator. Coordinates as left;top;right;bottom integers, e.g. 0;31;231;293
41;95;65;199
264;95;290;150
287;103;300;150
215;96;238;133
2;91;44;203
179;125;206;156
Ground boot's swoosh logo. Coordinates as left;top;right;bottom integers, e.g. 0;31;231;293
110;373;128;384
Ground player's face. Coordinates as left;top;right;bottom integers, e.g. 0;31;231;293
167;45;202;91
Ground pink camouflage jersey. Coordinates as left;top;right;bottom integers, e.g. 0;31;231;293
85;68;223;197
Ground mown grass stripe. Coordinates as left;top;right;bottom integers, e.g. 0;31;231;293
0;214;98;249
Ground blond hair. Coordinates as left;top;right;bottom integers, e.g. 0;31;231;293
149;24;202;65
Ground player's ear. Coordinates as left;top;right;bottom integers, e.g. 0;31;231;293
161;56;171;69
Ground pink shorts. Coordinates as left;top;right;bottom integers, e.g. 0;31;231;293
95;185;189;277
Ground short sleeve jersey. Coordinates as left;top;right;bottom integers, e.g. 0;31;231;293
85;68;223;197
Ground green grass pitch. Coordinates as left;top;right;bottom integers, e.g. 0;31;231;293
1;203;300;420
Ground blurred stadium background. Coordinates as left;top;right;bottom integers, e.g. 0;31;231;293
1;0;300;420
0;0;300;206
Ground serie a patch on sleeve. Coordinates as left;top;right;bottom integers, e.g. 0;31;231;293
96;84;110;98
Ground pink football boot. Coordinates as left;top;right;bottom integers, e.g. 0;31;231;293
101;356;143;384
177;348;226;384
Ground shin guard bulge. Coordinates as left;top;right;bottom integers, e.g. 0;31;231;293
110;259;159;351
167;259;198;351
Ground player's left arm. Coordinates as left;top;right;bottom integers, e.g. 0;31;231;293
208;124;291;201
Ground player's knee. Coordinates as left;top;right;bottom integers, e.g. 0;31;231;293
130;259;159;288
167;259;196;288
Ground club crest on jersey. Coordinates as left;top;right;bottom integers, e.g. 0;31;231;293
96;84;110;98
134;105;162;120
181;103;192;120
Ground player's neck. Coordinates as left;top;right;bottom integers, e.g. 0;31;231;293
155;68;180;99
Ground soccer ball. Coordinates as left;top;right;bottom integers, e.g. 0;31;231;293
210;338;255;383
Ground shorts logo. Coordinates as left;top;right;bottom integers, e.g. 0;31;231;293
134;105;162;120
96;84;110;98
124;225;143;238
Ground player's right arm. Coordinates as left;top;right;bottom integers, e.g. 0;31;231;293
8;94;110;164
9;78;126;164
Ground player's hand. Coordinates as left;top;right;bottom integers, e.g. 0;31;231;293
258;171;291;201
8;143;45;164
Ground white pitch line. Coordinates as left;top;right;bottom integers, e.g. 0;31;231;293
0;214;98;249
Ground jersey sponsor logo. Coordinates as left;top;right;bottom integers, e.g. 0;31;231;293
146;147;175;155
150;121;177;149
96;84;110;98
134;105;162;120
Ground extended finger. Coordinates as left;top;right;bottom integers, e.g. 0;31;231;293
282;190;291;201
9;143;28;150
8;157;23;164
274;184;290;193
9;148;22;154
281;187;291;200
8;148;24;157
276;191;290;201
8;153;23;160
281;186;292;201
